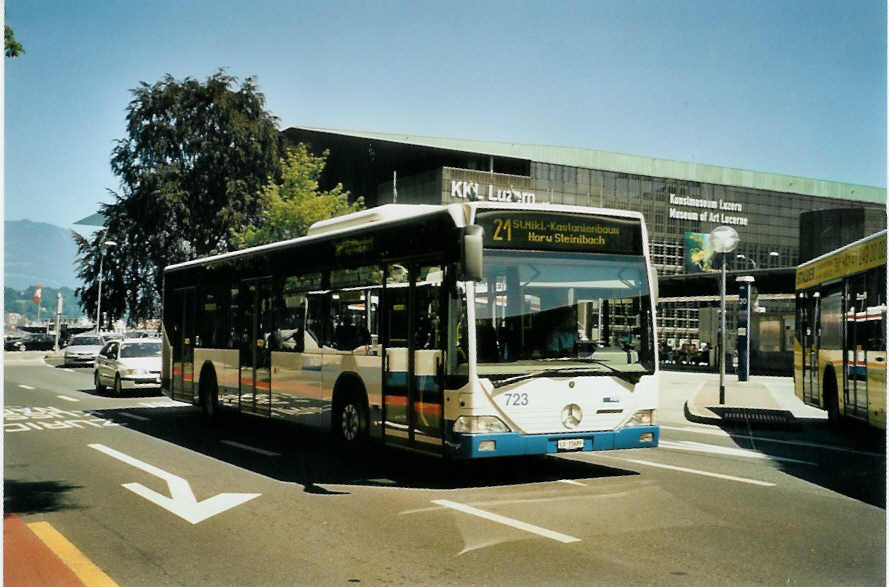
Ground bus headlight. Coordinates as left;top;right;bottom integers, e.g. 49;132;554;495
453;415;510;434
627;409;655;426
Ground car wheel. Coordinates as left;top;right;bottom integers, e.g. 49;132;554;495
114;374;123;396
94;370;105;393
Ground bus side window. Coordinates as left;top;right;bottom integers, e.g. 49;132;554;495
865;265;887;353
305;292;327;348
277;273;322;351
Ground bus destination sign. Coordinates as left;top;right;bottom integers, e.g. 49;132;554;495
475;211;643;255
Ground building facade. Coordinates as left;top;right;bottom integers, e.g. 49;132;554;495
283;127;887;353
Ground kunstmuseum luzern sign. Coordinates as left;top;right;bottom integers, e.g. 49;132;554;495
668;193;749;226
475;210;643;254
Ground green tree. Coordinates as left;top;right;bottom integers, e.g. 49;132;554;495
78;70;283;324
5;26;23;58
231;144;364;248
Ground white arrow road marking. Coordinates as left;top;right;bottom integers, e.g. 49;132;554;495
432;499;581;543
89;443;260;524
659;440;816;465
614;458;776;487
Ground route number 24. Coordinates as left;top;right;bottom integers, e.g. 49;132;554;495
504;392;529;406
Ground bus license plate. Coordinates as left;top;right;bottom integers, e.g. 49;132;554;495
557;438;584;451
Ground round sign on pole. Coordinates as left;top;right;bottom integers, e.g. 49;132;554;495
710;225;739;253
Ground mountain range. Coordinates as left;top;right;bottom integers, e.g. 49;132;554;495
4;220;81;290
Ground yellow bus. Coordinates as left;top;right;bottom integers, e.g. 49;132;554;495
794;230;886;429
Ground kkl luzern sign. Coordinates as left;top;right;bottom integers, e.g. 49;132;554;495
668;193;749;226
451;180;536;204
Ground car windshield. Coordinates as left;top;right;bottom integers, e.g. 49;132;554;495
120;342;161;358
474;250;655;380
71;337;102;346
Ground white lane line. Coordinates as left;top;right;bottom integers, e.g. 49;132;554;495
612;458;775;487
56;395;80;402
432;499;581;543
119;412;149;421
221;440;280;457
659;440;816;465
558;479;586;486
660;425;882;457
139;400;180;408
18;384;35;390
661;425;732;437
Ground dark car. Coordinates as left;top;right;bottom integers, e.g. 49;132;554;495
5;336;26;351
16;333;56;351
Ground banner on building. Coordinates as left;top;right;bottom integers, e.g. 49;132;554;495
684;232;721;273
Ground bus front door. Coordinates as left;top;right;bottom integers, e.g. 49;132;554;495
383;263;445;454
239;278;273;417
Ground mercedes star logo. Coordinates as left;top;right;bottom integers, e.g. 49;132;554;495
561;403;583;429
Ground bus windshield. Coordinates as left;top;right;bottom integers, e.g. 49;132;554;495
474;250;655;379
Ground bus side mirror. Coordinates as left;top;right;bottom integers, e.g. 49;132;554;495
459;225;484;282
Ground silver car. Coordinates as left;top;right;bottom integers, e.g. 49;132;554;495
63;334;105;367
94;338;162;395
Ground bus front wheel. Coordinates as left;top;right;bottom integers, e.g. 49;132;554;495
333;390;368;446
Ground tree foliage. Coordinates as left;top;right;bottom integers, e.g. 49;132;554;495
5;26;23;58
78;70;283;325
231;144;364;248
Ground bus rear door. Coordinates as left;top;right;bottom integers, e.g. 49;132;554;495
239;278;273;417
170;287;196;403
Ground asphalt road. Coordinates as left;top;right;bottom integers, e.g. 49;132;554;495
4;352;885;586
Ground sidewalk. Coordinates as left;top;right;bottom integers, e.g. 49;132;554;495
683;373;827;427
4;515;85;586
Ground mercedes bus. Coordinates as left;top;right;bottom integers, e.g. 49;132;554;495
162;202;660;458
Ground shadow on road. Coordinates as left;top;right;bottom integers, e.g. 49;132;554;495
75;386;164;399
87;405;639;493
4;479;84;515
715;418;885;509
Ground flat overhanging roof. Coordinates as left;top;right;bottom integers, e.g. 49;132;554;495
290;126;885;204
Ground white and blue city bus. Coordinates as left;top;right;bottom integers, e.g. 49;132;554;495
162;202;659;458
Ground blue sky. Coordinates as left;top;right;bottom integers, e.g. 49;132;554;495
5;0;886;230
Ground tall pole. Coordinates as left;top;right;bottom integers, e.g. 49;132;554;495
709;225;738;406
96;252;105;333
95;239;117;333
719;253;727;404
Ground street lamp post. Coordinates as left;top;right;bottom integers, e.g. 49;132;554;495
710;226;739;405
736;254;756;269
95;239;117;333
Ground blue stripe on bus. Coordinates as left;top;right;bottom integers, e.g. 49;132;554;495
445;426;659;459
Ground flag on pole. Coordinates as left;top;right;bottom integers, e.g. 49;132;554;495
32;285;42;304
